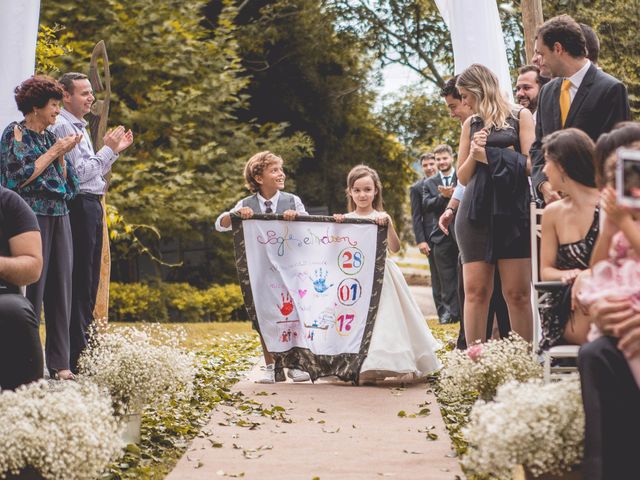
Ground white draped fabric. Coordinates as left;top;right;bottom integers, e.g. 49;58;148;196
435;0;514;102
0;0;41;130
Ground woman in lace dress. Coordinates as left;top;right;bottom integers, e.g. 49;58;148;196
539;129;600;350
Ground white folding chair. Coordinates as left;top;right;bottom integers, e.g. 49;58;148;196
529;199;580;383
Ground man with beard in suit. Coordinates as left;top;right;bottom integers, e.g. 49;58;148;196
410;152;446;322
515;65;549;119
423;144;460;324
530;14;631;206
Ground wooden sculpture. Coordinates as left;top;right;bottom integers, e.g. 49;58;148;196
87;40;112;326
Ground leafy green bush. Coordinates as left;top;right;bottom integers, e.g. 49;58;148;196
161;283;209;323
205;284;246;322
109;282;167;322
109;282;245;322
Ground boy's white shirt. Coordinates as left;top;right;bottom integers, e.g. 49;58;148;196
214;191;307;232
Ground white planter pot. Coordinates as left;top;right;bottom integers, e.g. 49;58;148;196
120;412;142;444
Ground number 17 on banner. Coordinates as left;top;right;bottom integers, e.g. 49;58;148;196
335;311;355;336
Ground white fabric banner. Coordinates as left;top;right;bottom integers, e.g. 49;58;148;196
0;0;41;130
233;216;388;382
241;219;380;355
435;0;513;102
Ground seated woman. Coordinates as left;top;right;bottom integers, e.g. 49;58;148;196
539;128;600;350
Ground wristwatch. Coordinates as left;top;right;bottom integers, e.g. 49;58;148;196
445;207;457;215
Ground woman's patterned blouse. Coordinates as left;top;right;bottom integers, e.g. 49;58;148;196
0;121;79;216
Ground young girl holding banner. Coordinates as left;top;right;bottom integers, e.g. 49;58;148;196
334;165;441;384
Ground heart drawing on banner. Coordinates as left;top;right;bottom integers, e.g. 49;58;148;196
298;289;308;298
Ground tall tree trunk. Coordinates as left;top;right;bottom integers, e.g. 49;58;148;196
521;0;544;64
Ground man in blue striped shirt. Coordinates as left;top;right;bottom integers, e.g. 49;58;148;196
51;72;133;372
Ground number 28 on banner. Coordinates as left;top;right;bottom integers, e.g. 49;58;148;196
337;278;362;306
335;311;355;335
339;247;364;275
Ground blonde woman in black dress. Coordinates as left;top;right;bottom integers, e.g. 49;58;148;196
455;64;535;345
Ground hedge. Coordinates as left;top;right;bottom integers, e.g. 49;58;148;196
109;282;246;322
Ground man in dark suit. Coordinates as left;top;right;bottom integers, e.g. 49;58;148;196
410;152;446;322
530;14;631;205
423;144;460;324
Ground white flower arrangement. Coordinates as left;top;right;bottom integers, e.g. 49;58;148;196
462;377;584;479
0;381;122;480
78;324;196;415
438;333;543;401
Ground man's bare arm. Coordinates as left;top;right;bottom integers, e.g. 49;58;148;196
0;231;42;286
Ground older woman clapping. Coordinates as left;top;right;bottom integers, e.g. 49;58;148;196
0;76;81;380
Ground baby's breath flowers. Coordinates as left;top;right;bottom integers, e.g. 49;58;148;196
0;381;121;480
462;377;584;479
78;324;196;415
438;333;543;401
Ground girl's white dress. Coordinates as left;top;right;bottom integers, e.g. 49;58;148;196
346;211;442;381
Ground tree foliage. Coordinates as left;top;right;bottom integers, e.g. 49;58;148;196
380;86;460;158
41;0;312;239
227;0;414;222
35;24;72;74
39;0;313;283
330;0;526;89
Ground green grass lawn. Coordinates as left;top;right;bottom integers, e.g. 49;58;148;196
42;319;454;348
40;319;455;352
39;321;255;352
111;321;254;350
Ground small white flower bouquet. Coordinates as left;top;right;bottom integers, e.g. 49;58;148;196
438;333;542;401
462;377;584;479
78;324;196;415
0;381;122;480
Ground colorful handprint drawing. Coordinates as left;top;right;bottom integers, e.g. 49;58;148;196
278;291;294;316
310;268;334;293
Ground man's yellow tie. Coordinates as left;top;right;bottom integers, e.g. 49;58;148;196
560;79;571;127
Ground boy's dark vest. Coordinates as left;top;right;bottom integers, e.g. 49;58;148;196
241;192;296;214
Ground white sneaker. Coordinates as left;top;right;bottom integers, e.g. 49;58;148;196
256;364;276;384
287;368;310;382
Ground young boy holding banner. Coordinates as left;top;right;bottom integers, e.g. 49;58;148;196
215;151;310;383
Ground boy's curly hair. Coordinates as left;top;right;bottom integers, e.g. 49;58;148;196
244;151;283;193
